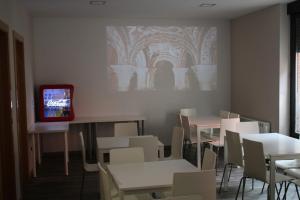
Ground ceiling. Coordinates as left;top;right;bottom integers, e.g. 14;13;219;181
22;0;293;19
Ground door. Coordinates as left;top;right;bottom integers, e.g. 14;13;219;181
0;20;17;200
13;32;29;192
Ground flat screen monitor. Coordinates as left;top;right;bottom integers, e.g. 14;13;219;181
39;84;74;122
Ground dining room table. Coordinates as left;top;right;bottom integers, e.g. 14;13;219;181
189;115;221;169
97;135;164;164
107;159;199;200
223;133;300;200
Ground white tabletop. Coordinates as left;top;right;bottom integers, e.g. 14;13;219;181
97;135;163;150
108;159;198;191
240;133;300;156
189;116;221;128
69;115;146;124
29;122;69;133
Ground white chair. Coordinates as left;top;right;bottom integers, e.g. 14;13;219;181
110;147;144;164
219;131;244;192
180;108;197;117
202;148;217;170
208;118;239;169
129;137;159;161
98;162;152;200
236;139;292;199
219;110;230;119
229;112;240;118
79;132;99;200
236;121;259;134
208;118;239;149
172;170;216;200
114;122;138;137
165;127;184;160
281;168;300;199
276;159;300;170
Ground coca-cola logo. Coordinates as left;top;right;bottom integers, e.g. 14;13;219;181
46;99;68;107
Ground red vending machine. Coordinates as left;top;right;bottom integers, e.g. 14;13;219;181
39;84;75;122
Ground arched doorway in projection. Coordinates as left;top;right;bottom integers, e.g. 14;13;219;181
153;60;175;90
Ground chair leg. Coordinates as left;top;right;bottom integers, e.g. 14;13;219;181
80;170;85;200
218;163;228;193
261;182;266;194
242;177;246;200
235;177;244;200
296;183;300;200
277;182;284;200
228;164;233;182
282;182;291;200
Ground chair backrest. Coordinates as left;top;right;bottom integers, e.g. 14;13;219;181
129;137;158;161
181;115;191;140
243;139;266;182
229;112;240;118
176;114;182;127
202;148;217;170
172;170;216;200
236;121;259;134
110;147;144;164
219;110;230;119
98;163;112;200
114;122;138;137
79;131;87;167
180;108;197;117
219;118;239;146
171;127;184;159
226;130;243;167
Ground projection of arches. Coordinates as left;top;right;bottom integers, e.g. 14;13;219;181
153;60;175;90
107;26;128;64
200;27;217;65
129;33;198;66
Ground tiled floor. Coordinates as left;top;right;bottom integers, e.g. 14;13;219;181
24;148;299;200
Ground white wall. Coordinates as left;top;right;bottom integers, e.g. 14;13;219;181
0;0;34;199
231;4;290;133
33;18;231;147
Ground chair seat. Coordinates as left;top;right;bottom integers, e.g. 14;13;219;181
284;168;300;179
189;136;212;144
208;140;223;147
84;163;99;172
112;194;153;200
265;171;292;184
276;159;300;170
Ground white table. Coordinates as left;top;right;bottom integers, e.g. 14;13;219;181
224;133;300;200
97;135;164;163
107;159;198;199
189;116;221;169
29;122;69;176
70;115;146;160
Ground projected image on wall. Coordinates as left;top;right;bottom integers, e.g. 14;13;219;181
106;26;217;91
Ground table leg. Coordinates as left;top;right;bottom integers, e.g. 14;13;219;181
37;133;41;165
223;137;229;191
142;120;144;135
159;145;164;159
87;123;93;160
119;191;124;200
32;133;37;177
269;157;276;200
64;131;69;176
99;150;104;165
137;120;140;136
197;129;202;170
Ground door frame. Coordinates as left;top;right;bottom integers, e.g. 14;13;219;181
0;19;17;200
13;31;29;193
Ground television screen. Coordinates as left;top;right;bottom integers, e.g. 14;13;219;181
39;85;74;122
